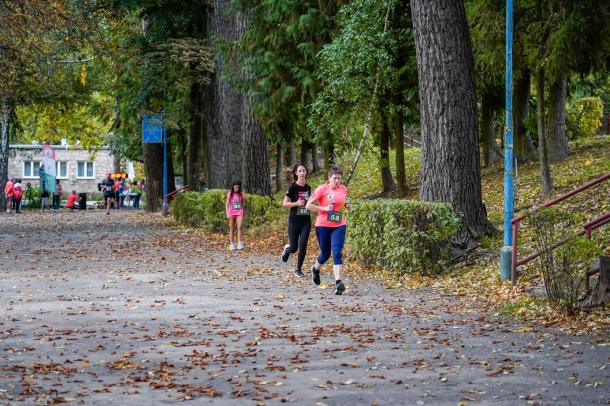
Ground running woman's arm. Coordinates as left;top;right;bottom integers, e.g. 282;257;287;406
305;197;332;213
282;196;304;208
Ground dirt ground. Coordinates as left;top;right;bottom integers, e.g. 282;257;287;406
0;210;608;405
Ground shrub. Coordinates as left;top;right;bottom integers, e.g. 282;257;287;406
347;200;460;274
527;208;601;315
567;97;604;139
171;190;280;232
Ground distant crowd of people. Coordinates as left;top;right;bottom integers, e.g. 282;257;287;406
3;175;144;214
99;174;143;214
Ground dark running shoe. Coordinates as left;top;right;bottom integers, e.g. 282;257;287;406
294;270;305;278
335;281;345;295
311;266;320;285
281;244;290;262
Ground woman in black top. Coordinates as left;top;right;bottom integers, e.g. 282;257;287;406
281;163;312;278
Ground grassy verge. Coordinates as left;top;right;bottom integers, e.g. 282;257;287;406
385;136;610;334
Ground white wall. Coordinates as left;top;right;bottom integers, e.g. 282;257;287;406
8;145;115;194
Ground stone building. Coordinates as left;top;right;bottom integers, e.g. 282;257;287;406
8;142;114;194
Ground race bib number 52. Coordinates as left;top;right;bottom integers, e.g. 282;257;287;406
327;211;342;223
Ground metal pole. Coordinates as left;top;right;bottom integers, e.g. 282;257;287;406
500;0;514;280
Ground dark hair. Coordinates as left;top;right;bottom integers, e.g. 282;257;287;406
327;164;343;179
229;181;242;199
283;162;309;184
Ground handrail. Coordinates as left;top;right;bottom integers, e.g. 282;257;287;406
514;211;610;274
163;185;189;199
510;171;610;285
511;172;610;223
584;212;610;237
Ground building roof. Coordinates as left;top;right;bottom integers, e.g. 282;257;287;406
9;144;111;151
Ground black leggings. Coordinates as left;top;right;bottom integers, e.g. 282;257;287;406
288;218;311;272
52;194;60;210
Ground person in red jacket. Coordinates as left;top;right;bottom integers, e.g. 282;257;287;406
4;178;14;213
12;179;23;214
66;190;78;211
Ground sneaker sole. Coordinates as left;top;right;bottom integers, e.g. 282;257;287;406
281;245;290;262
311;267;320;286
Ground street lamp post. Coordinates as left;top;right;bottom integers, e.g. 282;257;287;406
500;0;514;280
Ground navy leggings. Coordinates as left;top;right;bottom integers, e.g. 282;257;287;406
288;218;311;272
315;225;346;266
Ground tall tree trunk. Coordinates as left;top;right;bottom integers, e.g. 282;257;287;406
188;83;206;190
411;0;493;247
380;109;396;192
547;75;570;162
289;136;297;166
481;93;502;167
394;111;407;194
536;69;553;198
514;72;537;162
0;99;12;210
113;155;121;173
177;128;188;186
311;142;321;173
240;97;271;195
275;141;284;192
300;140;311;169
324;139;335;171
143;142;163;212
204;0;270;195
167;138;176;194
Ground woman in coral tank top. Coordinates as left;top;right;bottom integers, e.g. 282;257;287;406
306;165;353;295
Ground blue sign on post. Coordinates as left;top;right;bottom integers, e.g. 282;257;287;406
142;115;163;143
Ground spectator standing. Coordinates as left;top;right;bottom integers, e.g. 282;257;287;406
41;189;50;211
131;181;141;209
4;178;14;213
13;179;23;214
113;179;121;208
120;181;130;208
53;179;63;211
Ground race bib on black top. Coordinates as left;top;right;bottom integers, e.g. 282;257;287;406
297;207;309;216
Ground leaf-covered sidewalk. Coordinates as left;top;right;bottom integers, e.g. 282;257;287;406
1;211;608;405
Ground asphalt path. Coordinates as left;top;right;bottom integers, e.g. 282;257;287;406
0;210;608;405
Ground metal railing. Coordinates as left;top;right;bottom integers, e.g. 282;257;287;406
162;185;189;217
163;185;189;200
510;172;610;285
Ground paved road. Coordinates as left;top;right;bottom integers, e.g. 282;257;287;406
0;211;608;405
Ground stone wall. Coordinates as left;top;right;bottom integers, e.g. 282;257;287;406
8;145;114;194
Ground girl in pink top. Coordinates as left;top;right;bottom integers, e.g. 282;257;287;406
306;165;353;295
226;181;246;251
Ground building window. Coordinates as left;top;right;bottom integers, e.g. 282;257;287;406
56;161;68;178
77;161;94;178
23;161;41;178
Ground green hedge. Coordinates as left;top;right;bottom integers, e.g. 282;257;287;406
347;200;460;274
171;190;280;232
